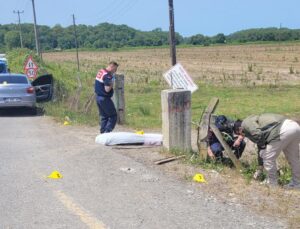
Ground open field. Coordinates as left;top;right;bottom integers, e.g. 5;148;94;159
44;43;300;86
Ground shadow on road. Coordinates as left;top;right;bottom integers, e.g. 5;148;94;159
0;107;45;117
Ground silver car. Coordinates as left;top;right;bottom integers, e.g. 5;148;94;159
0;73;53;113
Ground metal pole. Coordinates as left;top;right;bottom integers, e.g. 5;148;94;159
13;10;24;48
31;0;40;56
72;14;80;72
168;0;177;66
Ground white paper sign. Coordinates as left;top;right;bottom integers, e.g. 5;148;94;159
163;63;198;93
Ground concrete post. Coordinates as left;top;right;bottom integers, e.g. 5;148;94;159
161;89;191;151
113;74;125;125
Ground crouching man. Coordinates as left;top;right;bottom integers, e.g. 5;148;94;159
207;115;246;161
233;113;300;189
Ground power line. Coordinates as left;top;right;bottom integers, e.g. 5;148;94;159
13;10;24;48
79;0;123;23
80;0;139;25
107;0;140;24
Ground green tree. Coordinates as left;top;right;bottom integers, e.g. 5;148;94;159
4;31;20;49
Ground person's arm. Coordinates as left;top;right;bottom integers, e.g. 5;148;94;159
103;75;113;93
207;129;215;159
104;85;113;93
233;135;244;147
207;146;215;160
257;145;264;166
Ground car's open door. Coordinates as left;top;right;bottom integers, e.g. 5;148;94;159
31;74;53;102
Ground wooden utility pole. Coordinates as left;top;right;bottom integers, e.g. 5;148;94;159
168;0;177;66
13;10;24;48
31;0;40;56
72;14;80;71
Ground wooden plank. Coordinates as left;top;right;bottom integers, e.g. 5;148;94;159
198;97;219;141
210;123;242;170
112;145;161;150
113;74;125;125
197;97;219;159
154;155;186;165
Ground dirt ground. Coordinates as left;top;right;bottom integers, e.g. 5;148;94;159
117;139;300;228
64;121;300;229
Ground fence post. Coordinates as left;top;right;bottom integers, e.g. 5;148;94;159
197;97;219;159
113;74;125;125
161;89;191;151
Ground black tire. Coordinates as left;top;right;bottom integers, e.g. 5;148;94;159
31;107;37;116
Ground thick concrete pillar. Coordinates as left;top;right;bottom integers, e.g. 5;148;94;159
161;89;191;151
113;74;125;125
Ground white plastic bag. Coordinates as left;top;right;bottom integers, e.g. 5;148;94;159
95;132;162;146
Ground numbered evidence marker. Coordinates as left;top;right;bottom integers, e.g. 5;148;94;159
193;173;206;183
24;55;39;79
163;63;198;93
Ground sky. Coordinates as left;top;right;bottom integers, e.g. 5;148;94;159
1;0;300;37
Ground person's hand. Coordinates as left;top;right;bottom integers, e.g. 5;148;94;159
233;135;244;147
207;147;215;160
233;139;241;147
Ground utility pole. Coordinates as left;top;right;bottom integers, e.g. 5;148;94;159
71;14;82;111
31;0;40;56
13;10;24;48
72;14;80;71
168;0;177;66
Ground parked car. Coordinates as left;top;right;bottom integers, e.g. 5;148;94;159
0;54;9;73
0;60;8;73
0;73;53;114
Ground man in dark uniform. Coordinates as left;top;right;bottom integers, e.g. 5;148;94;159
207;115;246;161
95;61;119;133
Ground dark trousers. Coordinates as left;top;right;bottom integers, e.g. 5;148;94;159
210;140;246;159
96;96;117;133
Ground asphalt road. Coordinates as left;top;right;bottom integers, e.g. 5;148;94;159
0;110;287;229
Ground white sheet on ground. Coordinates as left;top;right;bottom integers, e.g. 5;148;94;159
95;132;163;146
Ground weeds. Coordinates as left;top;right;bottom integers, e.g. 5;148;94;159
247;63;253;72
138;104;151;116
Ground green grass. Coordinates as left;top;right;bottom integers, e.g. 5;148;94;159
125;83;300;129
43;79;300;130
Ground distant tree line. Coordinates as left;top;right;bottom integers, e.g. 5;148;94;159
0;23;300;52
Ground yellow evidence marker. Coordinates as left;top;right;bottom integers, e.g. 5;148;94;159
135;130;144;135
64;116;71;126
47;171;63;179
193;173;206;183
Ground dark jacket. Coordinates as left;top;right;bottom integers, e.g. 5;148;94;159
94;69;114;97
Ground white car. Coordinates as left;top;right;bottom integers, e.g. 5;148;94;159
0;73;53;114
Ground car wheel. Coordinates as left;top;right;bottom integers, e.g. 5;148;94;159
31;107;37;115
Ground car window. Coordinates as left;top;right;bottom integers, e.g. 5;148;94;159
0;76;28;84
0;63;6;73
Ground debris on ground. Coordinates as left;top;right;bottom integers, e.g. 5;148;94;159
154;155;186;165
